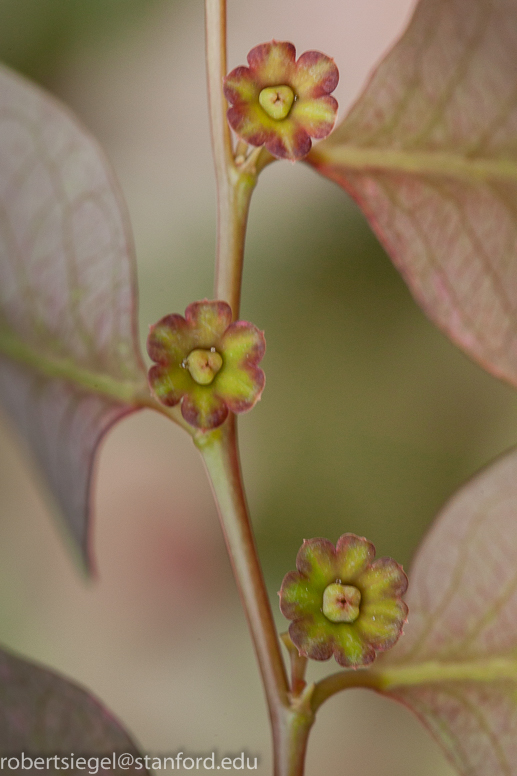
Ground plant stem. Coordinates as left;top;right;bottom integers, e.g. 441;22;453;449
205;0;257;319
214;172;256;318
204;4;313;774
198;421;317;775
273;705;314;776
205;0;291;710
196;422;291;737
281;632;309;698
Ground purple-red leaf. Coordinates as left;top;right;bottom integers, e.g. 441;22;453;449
0;65;148;564
309;0;517;387
0;645;146;772
381;448;517;775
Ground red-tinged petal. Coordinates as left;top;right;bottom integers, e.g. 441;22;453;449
295;538;337;589
265;121;312;160
334;626;376;668
290;96;338;139
227;102;275;148
279;570;322;620
289;615;335;661
292;51;339;98
147;313;193;364
247;41;296;86
180;385;228;430
356;599;408;651
335;533;375;582
280;533;407;668
221;321;265;366
213;321;265;412
148;362;191;407
184;300;232;346
215;365;265;414
359;557;408;603
223;66;260;105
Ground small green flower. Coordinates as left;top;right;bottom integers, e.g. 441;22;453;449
224;41;339;161
147;300;265;430
280;534;408;668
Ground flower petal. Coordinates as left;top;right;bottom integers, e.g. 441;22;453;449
184;300;232;346
148;363;191;407
180;385;228;430
358;557;408;603
356;600;408;650
290;95;338;139
226;102;274;148
265;120;312;160
292;51;339;98
295;538;337;590
147;314;193;364
335;534;375;583
209;322;266;412
214;365;264;413
333;626;376;668
221;321;266;365
279;570;321;620
247;41;296;86
289;614;334;661
223;66;260;105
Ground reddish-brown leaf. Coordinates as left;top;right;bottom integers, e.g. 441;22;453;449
0;65;147;565
0;645;147;773
382;448;517;775
309;0;517;386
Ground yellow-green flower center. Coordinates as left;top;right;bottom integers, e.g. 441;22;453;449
185;348;223;385
322;583;361;623
259;85;295;120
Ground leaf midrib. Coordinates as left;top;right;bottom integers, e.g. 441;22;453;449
311;655;517;711
379;655;517;689
0;325;146;405
309;144;517;184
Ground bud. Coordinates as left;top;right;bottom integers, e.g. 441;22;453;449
279;534;408;668
224;41;339;161
147;300;265;430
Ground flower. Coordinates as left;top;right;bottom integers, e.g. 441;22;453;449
223;41;339;161
279;534;408;668
147;300;265;430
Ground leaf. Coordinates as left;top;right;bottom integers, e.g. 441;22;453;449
0;644;147;773
309;0;517;387
380;447;517;775
0;64;149;564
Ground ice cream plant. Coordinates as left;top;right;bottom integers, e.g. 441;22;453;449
2;0;517;775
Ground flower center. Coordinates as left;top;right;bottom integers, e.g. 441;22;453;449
185;348;223;385
322;583;361;623
259;85;295;120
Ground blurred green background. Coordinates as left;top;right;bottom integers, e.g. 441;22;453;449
0;1;516;774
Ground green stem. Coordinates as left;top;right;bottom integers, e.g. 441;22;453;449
205;0;257;319
204;4;310;774
214;172;256;318
273;703;314;776
311;655;517;712
281;632;309;699
196;421;292;757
